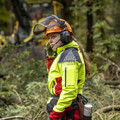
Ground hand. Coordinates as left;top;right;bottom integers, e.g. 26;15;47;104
46;42;56;58
49;110;64;120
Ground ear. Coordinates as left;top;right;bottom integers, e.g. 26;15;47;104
60;31;71;44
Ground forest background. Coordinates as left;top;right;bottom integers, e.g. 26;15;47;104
0;0;120;120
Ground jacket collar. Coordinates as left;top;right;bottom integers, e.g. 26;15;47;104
56;40;79;55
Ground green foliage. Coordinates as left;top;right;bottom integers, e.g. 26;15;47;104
0;78;18;107
88;63;98;78
99;63;111;71
70;0;87;44
84;74;120;120
94;34;120;59
2;82;49;119
0;0;10;32
93;21;113;32
1;44;48;86
0;6;9;22
0;44;48;119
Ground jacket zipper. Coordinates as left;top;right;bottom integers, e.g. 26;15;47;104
65;67;67;87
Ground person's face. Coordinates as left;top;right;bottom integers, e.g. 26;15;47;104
48;33;63;50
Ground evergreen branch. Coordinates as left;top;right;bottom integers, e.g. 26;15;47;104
96;53;120;71
104;18;118;34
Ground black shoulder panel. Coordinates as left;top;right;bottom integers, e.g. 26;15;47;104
58;47;82;63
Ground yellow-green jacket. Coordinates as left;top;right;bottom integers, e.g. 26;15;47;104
47;40;85;118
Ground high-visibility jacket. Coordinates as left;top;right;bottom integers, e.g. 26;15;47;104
47;40;85;119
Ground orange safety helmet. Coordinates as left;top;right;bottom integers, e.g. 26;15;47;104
44;19;73;37
33;15;73;37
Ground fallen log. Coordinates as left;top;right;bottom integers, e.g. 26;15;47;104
105;81;120;86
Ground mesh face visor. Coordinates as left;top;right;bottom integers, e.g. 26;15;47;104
33;15;61;35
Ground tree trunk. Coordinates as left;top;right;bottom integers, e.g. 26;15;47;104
56;0;73;23
86;1;93;52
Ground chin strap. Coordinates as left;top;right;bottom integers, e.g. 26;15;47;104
51;39;61;48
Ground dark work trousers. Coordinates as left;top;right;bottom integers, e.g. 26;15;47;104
60;109;80;120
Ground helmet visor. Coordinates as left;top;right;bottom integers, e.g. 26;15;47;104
33;15;60;35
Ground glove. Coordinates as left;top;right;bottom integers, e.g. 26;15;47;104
49;110;65;120
46;42;56;58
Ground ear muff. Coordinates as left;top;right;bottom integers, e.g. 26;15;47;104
60;31;71;44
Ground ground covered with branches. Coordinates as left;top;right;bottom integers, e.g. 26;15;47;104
0;44;120;120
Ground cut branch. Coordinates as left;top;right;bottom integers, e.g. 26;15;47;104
0;116;24;120
95;105;120;113
13;89;22;104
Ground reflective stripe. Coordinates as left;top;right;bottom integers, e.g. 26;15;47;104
58;47;82;63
